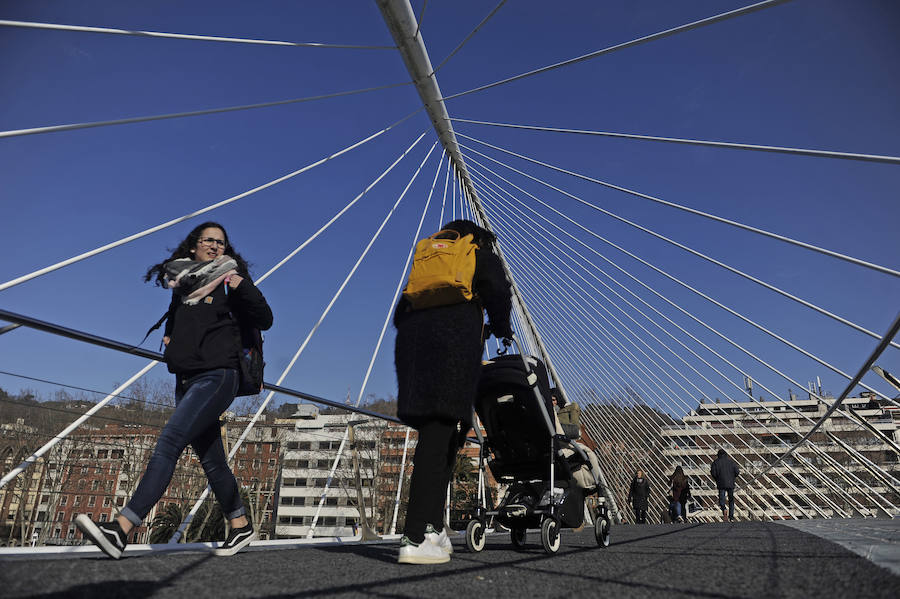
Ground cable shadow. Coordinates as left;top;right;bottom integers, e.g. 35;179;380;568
17;551;215;599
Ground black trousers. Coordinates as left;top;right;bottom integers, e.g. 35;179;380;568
633;507;647;524
403;419;459;543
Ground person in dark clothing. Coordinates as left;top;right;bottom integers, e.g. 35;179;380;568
627;469;650;524
394;219;512;564
711;448;740;521
76;222;273;559
668;466;688;523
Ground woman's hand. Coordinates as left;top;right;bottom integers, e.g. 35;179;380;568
227;274;244;289
163;336;170;346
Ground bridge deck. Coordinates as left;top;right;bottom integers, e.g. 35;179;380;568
2;521;899;598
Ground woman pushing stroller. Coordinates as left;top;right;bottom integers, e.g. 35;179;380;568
393;219;512;564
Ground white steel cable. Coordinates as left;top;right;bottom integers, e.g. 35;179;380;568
0;20;398;49
0;83;414;140
0;113;416;293
351;146;444;408
306;142;438;537
485;177;900;506
476;168;898;510
457;132;900;280
429;0;507;75
750;311;900;485
451;119;900;166
480;179;875;515
461;148;900;403
465;154;900;414
438;156;451;227
460;139;900;349
492;233;785;518
482;168;900;464
451;166;457;221
488;188;893;507
490;179;893;518
0;361;159;490
389;428;411;534
172;131;429;540
494;222;839;518
442;0;792;101
478;188;772;516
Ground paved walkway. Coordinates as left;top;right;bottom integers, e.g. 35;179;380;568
779;518;900;576
2;522;898;598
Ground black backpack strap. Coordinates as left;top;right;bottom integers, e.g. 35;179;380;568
135;310;170;350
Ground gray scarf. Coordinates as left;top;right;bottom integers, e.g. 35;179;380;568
164;256;237;305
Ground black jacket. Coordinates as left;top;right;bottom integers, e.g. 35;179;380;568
711;453;740;490
627;476;650;510
394;249;512;427
163;278;272;375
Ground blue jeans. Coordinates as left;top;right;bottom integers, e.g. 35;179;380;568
121;368;244;526
669;500;682;520
719;488;735;519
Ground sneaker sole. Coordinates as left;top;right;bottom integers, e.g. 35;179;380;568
75;514;123;560
213;531;257;556
397;553;451;564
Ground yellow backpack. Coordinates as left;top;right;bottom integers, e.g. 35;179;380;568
402;230;479;309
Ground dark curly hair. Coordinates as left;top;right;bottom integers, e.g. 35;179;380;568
440;219;497;249
144;221;250;287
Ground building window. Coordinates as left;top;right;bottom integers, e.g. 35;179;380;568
88;496;96;507
56;512;65;522
99;513;108;522
240;445;247;454
74;496;81;506
91;480;100;491
103;497;111;507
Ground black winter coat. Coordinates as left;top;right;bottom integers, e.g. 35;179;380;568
711;454;740;489
394;248;512;428
163;277;273;376
627;476;650;510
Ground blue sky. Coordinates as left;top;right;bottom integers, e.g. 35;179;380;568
1;0;898;414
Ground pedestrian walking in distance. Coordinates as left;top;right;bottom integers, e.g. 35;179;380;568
711;448;740;521
393;219;512;564
668;466;688;523
76;222;273;558
627;469;650;524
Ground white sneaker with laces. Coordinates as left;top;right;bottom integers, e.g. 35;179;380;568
397;535;451;564
425;524;453;554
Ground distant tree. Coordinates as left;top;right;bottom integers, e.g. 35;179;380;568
149;503;184;544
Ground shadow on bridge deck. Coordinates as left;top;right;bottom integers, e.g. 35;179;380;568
1;521;898;598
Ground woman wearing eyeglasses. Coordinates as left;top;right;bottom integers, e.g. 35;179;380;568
76;222;273;559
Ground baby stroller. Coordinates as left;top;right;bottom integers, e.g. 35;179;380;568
464;338;611;554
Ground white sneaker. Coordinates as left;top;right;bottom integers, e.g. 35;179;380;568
397;535;451;564
425;524;453;554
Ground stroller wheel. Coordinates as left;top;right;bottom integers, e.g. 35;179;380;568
510;527;527;549
465;519;486;553
540;518;561;554
594;514;610;548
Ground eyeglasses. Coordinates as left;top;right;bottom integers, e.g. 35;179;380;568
198;237;227;248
